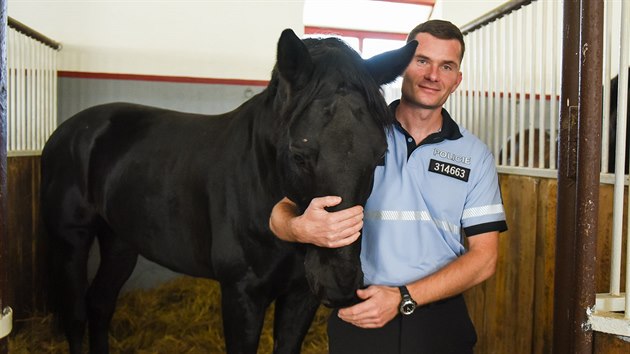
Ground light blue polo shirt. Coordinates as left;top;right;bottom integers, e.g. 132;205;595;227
361;101;507;287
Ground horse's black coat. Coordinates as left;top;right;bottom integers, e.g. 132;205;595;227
607;68;630;173
41;29;417;354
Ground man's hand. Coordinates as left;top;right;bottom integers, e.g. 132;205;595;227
290;196;363;248
337;285;400;328
270;196;363;248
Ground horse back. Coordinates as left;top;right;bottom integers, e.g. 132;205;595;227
41;102;285;278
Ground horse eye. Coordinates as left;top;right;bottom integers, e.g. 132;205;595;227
292;153;307;167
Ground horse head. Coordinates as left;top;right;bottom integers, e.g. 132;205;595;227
273;29;417;308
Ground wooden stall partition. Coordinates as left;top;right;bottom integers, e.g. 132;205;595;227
595;184;626;294
467;174;630;354
592;184;630;354
532;178;557;354
594;332;630;354
6;156;47;320
466;174;540;354
466;175;556;354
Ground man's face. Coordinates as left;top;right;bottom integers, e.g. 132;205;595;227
400;32;463;109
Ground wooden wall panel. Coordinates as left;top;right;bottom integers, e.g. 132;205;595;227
6;156;47;318
532;178;556;354
467;174;539;354
595;184;627;294
467;175;630;354
594;331;630;353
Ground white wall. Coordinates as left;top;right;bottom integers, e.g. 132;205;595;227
432;0;508;27
8;0;509;81
8;0;304;80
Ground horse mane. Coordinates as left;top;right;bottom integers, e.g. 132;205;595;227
266;36;395;130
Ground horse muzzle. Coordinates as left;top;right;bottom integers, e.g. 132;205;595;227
303;246;363;308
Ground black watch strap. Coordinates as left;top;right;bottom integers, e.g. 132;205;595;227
399;285;411;297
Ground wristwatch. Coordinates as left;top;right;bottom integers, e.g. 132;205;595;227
398;285;417;315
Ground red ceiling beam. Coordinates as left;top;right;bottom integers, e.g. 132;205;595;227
376;0;435;6
304;26;407;41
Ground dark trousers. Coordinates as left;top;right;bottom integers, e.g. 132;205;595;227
328;294;477;354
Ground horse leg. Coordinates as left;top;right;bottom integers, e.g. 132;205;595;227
85;224;138;354
52;228;95;354
220;282;270;354
272;281;320;354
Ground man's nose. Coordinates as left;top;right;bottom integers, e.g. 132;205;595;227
425;66;439;82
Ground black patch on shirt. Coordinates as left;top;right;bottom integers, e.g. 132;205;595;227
428;159;470;182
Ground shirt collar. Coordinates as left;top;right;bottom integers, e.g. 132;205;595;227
388;99;463;144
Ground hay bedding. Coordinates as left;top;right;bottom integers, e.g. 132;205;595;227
9;276;331;353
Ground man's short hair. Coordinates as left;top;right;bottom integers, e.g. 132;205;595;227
406;20;465;62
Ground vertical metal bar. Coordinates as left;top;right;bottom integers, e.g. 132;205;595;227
29;39;35;151
0;0;9;351
476;29;483;139
619;0;630;320
518;9;526;167
16;33;22;151
466;32;478;134
42;44;48;148
488;23;496;159
554;0;581;352
7;29;13;152
48;46;54;139
468;31;475;132
554;1;604;353
26;38;31;151
492;20;500;163
510;13;517;166
549;0;560;170
500;17;513;166
610;0;626;296
480;27;487;144
19;32;25;151
528;4;536;168
26;35;32;151
35;44;41;150
573;0;603;348
601;0;612;174
473;30;478;134
538;0;547;169
52;42;57;137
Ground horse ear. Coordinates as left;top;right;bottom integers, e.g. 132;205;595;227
364;40;418;85
276;29;314;90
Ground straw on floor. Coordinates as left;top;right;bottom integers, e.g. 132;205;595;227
9;276;331;353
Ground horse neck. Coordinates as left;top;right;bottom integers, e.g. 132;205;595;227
219;86;284;181
236;87;283;147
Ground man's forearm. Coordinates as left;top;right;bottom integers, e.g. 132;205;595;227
269;197;300;242
407;231;499;306
268;196;363;247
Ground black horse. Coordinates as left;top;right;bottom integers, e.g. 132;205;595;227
40;29;416;353
607;68;630;173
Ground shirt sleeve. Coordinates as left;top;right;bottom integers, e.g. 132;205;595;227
461;148;508;236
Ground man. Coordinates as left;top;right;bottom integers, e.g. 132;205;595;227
269;20;507;354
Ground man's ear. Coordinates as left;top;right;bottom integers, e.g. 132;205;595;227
451;71;463;93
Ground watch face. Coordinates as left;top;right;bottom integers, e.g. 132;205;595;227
400;299;416;315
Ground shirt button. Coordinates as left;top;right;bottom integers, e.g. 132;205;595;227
407;137;413;143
